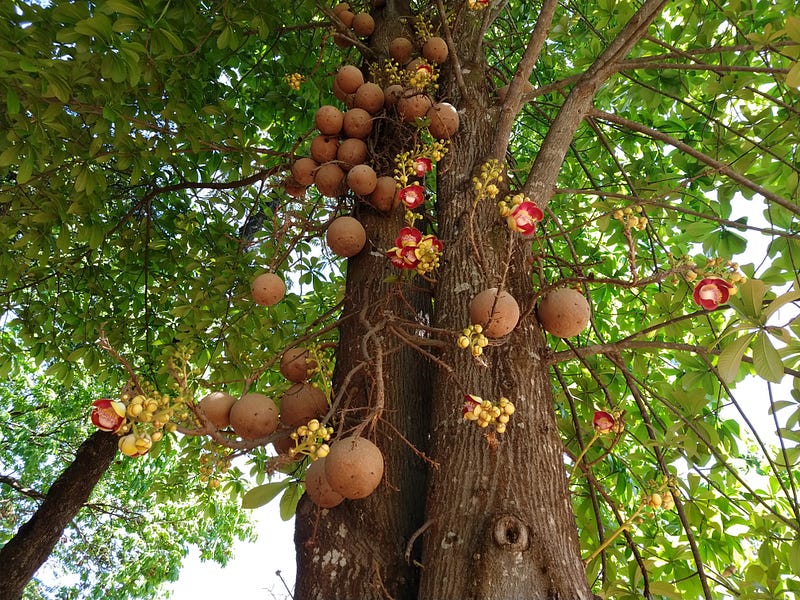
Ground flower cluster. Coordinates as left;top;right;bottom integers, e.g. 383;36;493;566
592;410;624;435
612;205;648;231
408;61;435;89
686;258;745;310
289;419;334;460
647;490;675;510
393;143;447;187
463;394;515;433
456;323;489;357
284;72;303;90
387;227;443;275
498;193;544;236
467;0;490;9
472;159;503;201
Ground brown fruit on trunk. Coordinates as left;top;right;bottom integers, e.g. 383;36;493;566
280;347;318;383
469;287;520;338
305;457;345;508
397;92;433;123
337;137;368;170
346;164;378;196
335;65;364;94
422;36;448;64
251;272;286;306
326;216;366;257
310;135;340;163
427;102;459;139
351;12;375;36
314;162;346;197
370;176;399;212
280;383;328;428
354;82;385;114
325;436;384;500
291;157;318;186
342;108;373;139
537;287;591;338
198;391;237;429
314;105;344;135
388;37;413;64
229;393;279;440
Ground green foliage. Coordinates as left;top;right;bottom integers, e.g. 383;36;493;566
1;0;800;599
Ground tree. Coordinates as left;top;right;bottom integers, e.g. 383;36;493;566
1;0;799;599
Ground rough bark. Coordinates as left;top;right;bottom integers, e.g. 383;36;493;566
0;430;119;600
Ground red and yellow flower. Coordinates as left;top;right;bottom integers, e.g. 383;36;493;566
692;277;733;310
498;193;543;235
91;398;126;432
412;157;433;179
399;184;425;210
386;226;443;275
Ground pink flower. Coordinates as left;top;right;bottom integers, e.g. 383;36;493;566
416;63;432;75
399;184;425;210
463;394;481;416
412;157;432;178
387;227;443;274
592;411;615;434
395;226;422;247
91;399;126;432
506;200;543;235
693;277;733;310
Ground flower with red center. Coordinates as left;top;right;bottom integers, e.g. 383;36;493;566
463;394;482;418
693;277;733;310
592;411;615;434
507;200;544;236
412;157;433;179
399;184;425;210
395;226;422;247
91;398;126;432
387;227;443;274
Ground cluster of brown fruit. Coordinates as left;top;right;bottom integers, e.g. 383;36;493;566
331;2;375;46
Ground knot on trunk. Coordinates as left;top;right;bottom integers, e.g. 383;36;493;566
492;514;529;552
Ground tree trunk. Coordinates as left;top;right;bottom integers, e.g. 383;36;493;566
295;3;592;599
0;430;119;600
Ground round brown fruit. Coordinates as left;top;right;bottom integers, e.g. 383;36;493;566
314;105;344;135
251;272;286;306
347;164;378;196
354;82;385;114
337;137;368;170
280;383;328;428
335;65;364;94
291;157;318;186
338;9;355;27
229;392;278;440
283;176;307;199
198;391;237;429
383;84;404;108
397;92;433;123
332;2;350;14
310;135;340;163
370;176;399;212
469;287;520;338
326;215;366;257
272;431;295;456
280;347;318;383
325;436;384;500
351;12;375;36
427;102;459;139
342;108;373;139
314;163;346;197
305;457;344;508
537;287;591;338
422;36;448;64
389;37;413;64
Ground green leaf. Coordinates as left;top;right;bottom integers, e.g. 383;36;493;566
787;62;800;89
763;289;800;321
241;480;288;509
717;332;755;383
6;88;19;115
279;481;304;521
648;581;681;600
752;332;784;383
736;279;768;321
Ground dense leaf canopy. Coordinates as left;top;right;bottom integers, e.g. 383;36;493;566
1;0;799;598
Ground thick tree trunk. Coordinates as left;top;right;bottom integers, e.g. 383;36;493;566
0;430;118;600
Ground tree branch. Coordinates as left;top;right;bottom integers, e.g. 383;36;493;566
521;0;669;206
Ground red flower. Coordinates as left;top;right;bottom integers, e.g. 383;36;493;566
91;398;126;432
693;277;733;310
395;226;422;247
412;157;433;178
399;184;425;210
592;411;615;434
507;200;543;235
387;226;443;274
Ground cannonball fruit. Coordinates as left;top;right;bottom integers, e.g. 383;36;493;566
469;288;520;338
537;287;591;338
347;164;378;196
397;92;433;123
229;393;278;440
314;162;346;197
314;105;344;135
338;9;355;27
354;82;385;114
332;2;350;14
280;383;328;428
370;176;399;212
384;84;404;108
198;391;237;429
305;457;344;508
337;137;368;170
284;176;307;199
335;65;364;94
291;157;318;186
351;12;375;36
427;102;459;139
422;36;448;64
280;347;318;383
251;272;286;306
310;135;340;163
325;436;384;500
389;37;413;64
326;216;366;257
272;431;295;456
343;108;373;139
